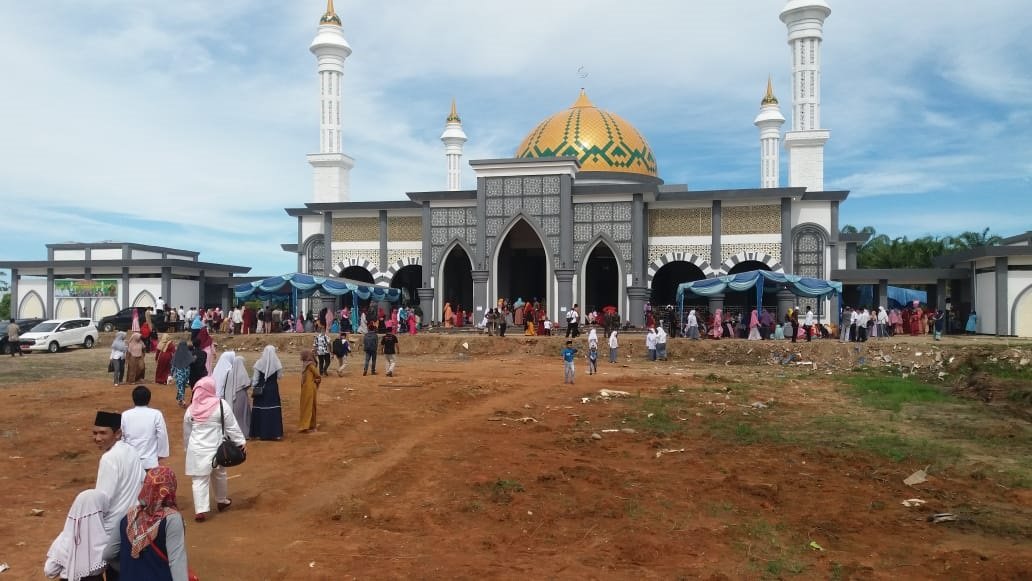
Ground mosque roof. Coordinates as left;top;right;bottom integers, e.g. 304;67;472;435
515;90;658;178
320;0;342;25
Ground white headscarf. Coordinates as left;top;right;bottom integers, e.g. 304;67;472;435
688;310;697;326
212;350;237;398
608;330;618;348
253;345;283;379
44;489;109;581
587;327;598;346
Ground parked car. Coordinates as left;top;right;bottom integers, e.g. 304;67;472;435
18;318;99;353
1;318;45;354
97;307;165;333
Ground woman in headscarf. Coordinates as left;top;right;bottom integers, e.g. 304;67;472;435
607;329;619;363
171;341;193;408
110;331;128;386
710;308;723;339
965;310;977;334
195;327;215;375
408;308;418;335
125;333;146;383
890;308;903;336
188;341;208;390
153;334;175;385
44;489;109;581
909;301;923;336
684;310;698;340
102;467;190;579
184;377;245;521
748;309;762;340
227;355;252;439
587;326;599;350
211;351;237;399
524;303;536;336
251;345;284;441
131;307;140;334
357;310;368;334
299;350;321;433
139;320;153;353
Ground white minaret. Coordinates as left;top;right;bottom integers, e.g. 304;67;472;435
440;99;467;191
308;0;354;203
753;76;785;189
780;0;831;191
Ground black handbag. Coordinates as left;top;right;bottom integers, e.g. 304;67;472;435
213;401;246;468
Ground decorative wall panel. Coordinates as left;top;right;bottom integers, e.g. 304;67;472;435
721;205;780;235
387;217;421;240
332;217;379;242
648;208;712;236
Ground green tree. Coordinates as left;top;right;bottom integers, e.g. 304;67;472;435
946;228;1002;250
0;271;8;320
846;227;1000;269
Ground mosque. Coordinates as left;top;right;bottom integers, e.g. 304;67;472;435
282;0;1032;334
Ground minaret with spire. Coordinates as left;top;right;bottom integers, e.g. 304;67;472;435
780;0;831;191
753;76;785;189
308;0;354;203
440;99;468;191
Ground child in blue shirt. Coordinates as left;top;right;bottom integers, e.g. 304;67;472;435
561;341;578;384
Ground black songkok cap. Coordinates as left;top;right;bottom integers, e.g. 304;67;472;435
94;411;121;430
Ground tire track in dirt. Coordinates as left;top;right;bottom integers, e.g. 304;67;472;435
291;373;557;515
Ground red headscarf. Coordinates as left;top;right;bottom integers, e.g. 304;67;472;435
126;466;179;558
195;327;212;349
188;376;219;423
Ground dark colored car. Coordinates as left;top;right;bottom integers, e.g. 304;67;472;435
1;318;44;354
96;307;166;333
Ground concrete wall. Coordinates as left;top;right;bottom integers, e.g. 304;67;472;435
171;279;199;309
975;271;996;335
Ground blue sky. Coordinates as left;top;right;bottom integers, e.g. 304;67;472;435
1;0;1030;281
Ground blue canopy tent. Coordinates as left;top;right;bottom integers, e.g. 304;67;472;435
234;273;402;329
676;271;842;326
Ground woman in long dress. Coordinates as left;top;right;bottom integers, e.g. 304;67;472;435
747;309;762;340
44;489;109;581
110;331;128;386
709;309;722;339
125;333;146;383
228;355;252;439
195;328;215;375
251;345;284;441
298;350;321;433
153;334;174;384
211;351;237;399
443;303;453;328
171;341;192;407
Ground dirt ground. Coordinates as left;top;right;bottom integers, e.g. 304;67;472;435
1;332;1030;580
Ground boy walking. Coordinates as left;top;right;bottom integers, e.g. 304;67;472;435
562;341;578;384
587;345;598;375
362;323;378;376
332;331;350;376
381;327;399;377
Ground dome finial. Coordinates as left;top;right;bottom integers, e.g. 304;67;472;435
446;98;461;123
320;0;342;26
572;88;594;109
761;75;779;105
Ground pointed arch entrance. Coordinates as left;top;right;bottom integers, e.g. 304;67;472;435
440;242;473;320
580;239;622;315
341;266;375;284
493;218;550;312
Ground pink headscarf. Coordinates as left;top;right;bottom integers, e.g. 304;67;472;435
749;309;759;329
188;376;219;423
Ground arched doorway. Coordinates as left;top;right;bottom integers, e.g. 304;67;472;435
441;244;473;319
724;261;772;323
341;266;374;284
390;265;422;307
582;242;620;315
1014;284;1032;338
651;261;707;307
495;219;547;307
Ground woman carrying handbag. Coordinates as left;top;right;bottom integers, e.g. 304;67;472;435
183;376;246;522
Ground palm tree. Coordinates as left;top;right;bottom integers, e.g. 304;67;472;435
947;228;1002;251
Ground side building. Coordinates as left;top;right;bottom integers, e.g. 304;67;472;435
1;242;252;321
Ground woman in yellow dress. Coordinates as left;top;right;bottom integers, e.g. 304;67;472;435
298;350;321;433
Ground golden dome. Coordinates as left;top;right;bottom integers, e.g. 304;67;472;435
761;75;779;105
515;90;658;178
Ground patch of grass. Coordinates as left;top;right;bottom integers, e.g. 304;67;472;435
488;479;524;504
856;433;961;465
736;519;807;578
621;397;690;436
844;375;951;411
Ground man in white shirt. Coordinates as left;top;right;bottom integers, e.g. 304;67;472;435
121;386;170;470
93;411;145;535
804;306;815;342
155;296;165;313
655;325;668;360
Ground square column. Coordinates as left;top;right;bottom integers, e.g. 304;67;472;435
626;286;650;328
995;257;1008;336
555;269;574;326
417;288;435;327
472;270;489;323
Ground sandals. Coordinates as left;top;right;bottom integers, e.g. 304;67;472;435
194;513;207;522
217;499;233;513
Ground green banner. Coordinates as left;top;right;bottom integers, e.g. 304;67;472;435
54;279;118;298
